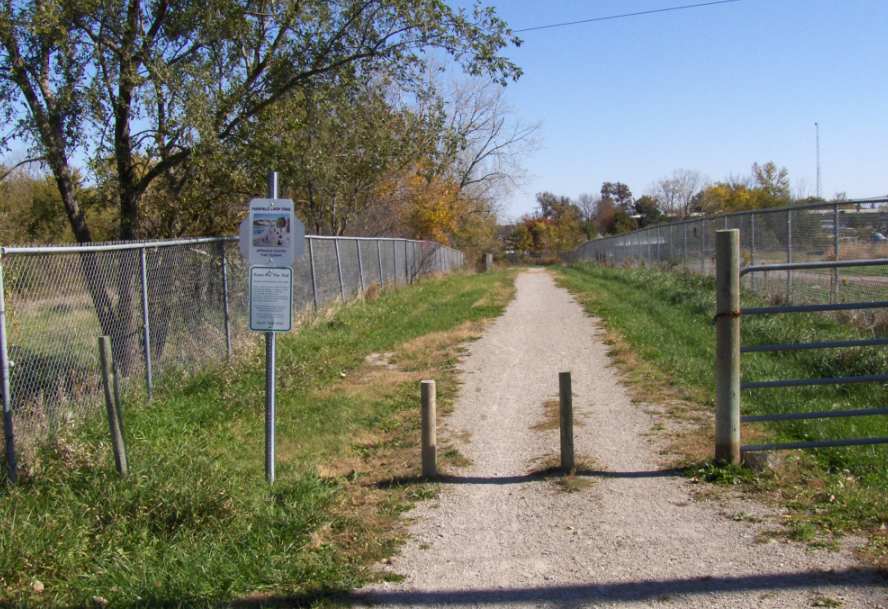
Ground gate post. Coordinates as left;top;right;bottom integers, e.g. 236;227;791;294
715;229;741;464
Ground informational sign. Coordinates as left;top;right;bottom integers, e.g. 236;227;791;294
249;266;293;332
239;198;304;267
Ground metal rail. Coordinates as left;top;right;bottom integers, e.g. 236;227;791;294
742;301;888;315
742;407;888;423
742;437;888;453
1;236;237;254
742;374;888;390
740;258;888;276
742;337;888;353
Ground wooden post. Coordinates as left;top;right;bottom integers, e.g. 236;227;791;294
99;336;128;476
421;380;437;477
559;372;575;472
715;230;741;464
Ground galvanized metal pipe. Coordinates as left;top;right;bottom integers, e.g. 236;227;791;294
742;337;888;353
220;242;232;360
743;373;888;390
308;237;319;312
139;248;153;400
743;301;888;316
334;238;345;301
786;208;793;302
376;239;384;286
742;407;888;423
742;436;888;453
356;240;365;295
742;258;888;276
832;203;840;303
0;252;17;482
265;170;278;485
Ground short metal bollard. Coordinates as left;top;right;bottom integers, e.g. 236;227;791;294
559;371;575;472
421;380;437;477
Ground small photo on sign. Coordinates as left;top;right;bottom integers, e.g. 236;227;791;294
252;212;291;248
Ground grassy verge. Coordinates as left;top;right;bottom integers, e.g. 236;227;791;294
555;263;888;565
0;270;516;609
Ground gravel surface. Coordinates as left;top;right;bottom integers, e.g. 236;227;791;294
357;269;886;609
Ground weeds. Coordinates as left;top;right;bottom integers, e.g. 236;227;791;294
0;270;516;608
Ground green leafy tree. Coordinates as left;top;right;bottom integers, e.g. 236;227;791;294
634;195;663;228
600;181;633;211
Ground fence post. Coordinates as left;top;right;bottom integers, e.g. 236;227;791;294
831;203;839;303
750;213;757;292
334;238;345;302
786;208;793;303
715;230;741;465
403;240;409;284
683;222;688;269
0;251;17;483
219;241;232;360
421;380;437;477
138;247;153;400
392;240;397;284
356;240;365;296
99;336;128;476
700;220;706;275
656;225;661;263
308;237;319;312
559;371;575;472
376;239;384;286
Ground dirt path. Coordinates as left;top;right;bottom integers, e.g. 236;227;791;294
357;269;886;608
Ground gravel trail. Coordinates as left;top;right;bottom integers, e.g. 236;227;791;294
357;269;886;609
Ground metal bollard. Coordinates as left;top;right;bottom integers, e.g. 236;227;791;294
421;380;437;477
559;372;575;472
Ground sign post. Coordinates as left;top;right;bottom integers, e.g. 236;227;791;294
240;172;304;484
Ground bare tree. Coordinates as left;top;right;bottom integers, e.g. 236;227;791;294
653;169;704;218
576;192;598;238
443;79;540;202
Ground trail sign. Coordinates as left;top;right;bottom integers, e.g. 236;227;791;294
239;198;304;267
249;266;293;332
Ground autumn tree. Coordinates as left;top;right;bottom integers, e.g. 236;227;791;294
0;0;522;244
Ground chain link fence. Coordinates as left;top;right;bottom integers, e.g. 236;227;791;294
0;235;464;473
565;198;888;306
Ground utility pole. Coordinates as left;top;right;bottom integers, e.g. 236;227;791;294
815;122;822;199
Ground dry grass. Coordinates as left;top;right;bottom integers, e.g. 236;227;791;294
301;286;515;581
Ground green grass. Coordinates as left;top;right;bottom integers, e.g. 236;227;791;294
0;270;515;608
556;263;888;544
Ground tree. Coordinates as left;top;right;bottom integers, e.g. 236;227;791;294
440;78;538;201
652;169;703;218
634;195;663;227
600;181;633;211
576;192;598;239
0;0;522;370
751;161;790;206
0;0;523;244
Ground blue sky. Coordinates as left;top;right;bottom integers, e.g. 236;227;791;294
469;0;888;220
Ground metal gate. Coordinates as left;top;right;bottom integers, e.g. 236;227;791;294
714;229;888;462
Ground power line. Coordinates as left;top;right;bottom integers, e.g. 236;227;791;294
514;0;743;33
